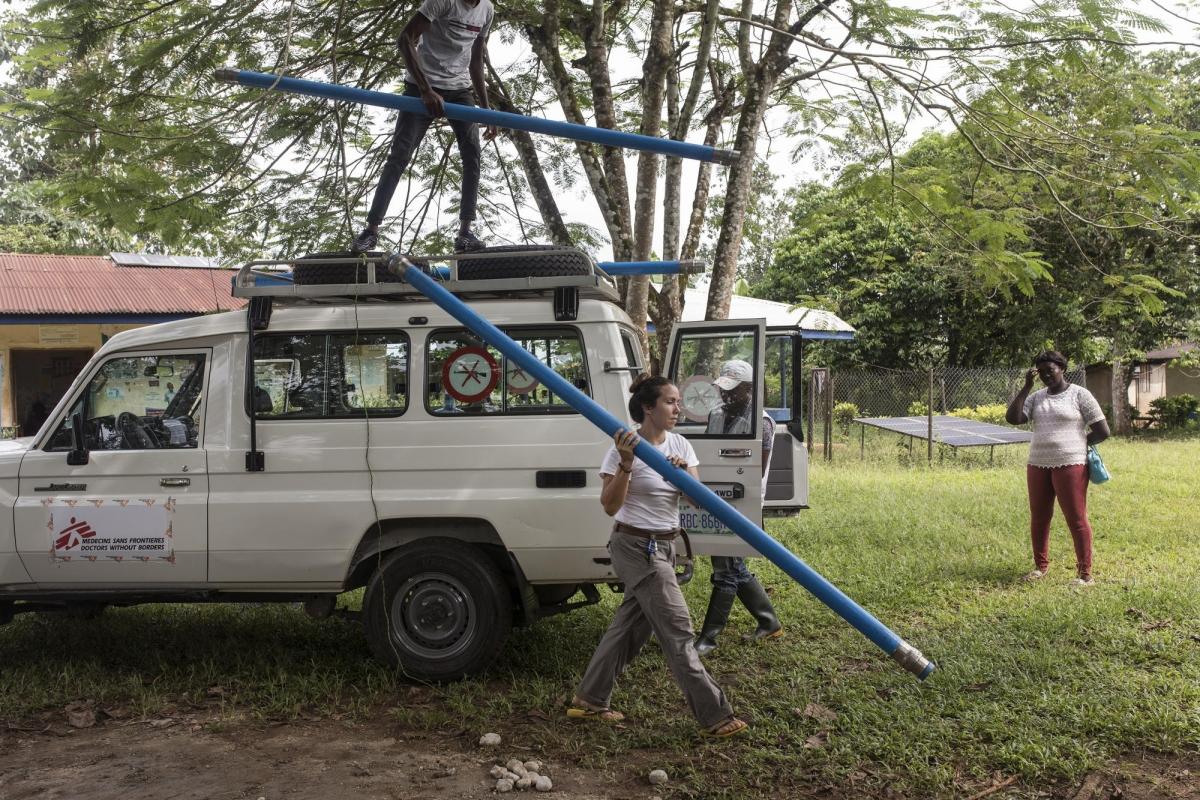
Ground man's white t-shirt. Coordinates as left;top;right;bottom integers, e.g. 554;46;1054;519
1023;384;1105;468
600;432;699;531
411;0;494;90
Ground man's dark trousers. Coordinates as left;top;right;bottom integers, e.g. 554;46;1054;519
366;82;481;227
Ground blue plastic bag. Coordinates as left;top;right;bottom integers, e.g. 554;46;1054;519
1087;445;1110;485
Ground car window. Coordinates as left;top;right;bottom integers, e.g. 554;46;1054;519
620;328;642;369
426;327;589;416
252;332;409;418
765;335;793;423
669;329;759;437
48;353;206;451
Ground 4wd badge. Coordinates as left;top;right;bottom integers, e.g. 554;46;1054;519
442;346;500;403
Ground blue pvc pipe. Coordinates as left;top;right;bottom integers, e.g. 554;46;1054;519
216;69;739;165
597;260;706;276
399;260;935;680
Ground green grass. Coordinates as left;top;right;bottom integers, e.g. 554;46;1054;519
2;436;1198;797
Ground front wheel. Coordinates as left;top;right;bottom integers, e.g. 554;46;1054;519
362;539;512;681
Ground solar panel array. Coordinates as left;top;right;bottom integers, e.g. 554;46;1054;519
855;415;1032;448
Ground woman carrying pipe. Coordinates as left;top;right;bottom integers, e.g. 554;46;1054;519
567;374;748;738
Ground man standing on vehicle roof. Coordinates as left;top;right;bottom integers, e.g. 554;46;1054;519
350;0;497;256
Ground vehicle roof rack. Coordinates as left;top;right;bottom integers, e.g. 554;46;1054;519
230;248;621;304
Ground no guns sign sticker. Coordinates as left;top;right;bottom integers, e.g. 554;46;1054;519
442;346;500;403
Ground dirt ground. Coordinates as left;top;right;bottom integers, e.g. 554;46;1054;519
0;709;1196;800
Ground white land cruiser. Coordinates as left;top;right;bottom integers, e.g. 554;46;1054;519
0;248;850;680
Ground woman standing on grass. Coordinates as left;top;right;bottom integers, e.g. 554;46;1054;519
1006;351;1110;585
567;374;748;738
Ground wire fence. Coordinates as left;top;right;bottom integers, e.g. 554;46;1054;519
804;366;1086;465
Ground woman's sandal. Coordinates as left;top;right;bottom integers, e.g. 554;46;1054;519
701;716;748;738
565;700;625;723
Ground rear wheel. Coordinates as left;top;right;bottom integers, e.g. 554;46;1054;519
362;539;512;681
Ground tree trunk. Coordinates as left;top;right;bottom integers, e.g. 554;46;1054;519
487;80;572;246
657;62;684;363
1110;358;1134;435
705;75;774;321
706;0;806;320
523;17;626;253
680;101;725;261
580;0;633;261
625;0;674;358
654;0;722;360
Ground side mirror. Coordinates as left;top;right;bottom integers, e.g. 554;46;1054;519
67;412;89;466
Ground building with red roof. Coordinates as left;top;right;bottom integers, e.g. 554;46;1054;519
0;252;243;435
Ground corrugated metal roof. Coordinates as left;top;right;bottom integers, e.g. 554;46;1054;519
0;253;244;315
680;277;855;338
1144;342;1196;361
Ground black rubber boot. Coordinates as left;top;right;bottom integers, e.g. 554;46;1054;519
737;577;783;641
694;588;736;656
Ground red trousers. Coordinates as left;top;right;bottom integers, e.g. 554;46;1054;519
1026;464;1093;577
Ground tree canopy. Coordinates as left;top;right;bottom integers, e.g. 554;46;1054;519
1;0;1197;368
756;48;1200;428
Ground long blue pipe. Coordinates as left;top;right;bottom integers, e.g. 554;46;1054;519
396;258;935;680
216;69;739;165
597;260;706;276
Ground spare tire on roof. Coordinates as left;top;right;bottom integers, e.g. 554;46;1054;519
292;251;422;285
456;245;592;281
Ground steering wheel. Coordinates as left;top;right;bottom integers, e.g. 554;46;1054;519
116;411;152;450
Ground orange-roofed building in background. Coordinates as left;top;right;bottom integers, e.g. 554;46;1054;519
0;252;244;436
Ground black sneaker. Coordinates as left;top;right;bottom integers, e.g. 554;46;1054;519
454;230;486;253
349;228;379;254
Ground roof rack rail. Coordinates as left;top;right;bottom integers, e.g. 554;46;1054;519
230;248;621;303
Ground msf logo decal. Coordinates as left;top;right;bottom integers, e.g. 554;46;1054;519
55;517;98;551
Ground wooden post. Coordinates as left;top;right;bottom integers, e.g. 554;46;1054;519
927;367;934;465
825;372;834;462
806;371;816;456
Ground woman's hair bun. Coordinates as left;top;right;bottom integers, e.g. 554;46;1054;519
628;372;652;394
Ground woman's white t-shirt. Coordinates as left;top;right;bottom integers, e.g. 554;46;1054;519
600;431;699;531
1023;384;1105;468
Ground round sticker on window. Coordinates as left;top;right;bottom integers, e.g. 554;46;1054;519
442;346;500;403
505;360;539;395
680;374;722;423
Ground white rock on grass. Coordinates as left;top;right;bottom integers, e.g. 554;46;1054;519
516;777;533;789
495;778;514;793
648;769;669;785
506;758;525;772
534;775;553;792
524;760;542;773
479;732;502;747
489;765;508;779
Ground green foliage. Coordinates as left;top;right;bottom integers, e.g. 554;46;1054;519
0;184;128;254
833;401;860;436
755;50;1200;374
0;0;595;260
907;400;929;416
1149;394;1199;428
951;404;1010;424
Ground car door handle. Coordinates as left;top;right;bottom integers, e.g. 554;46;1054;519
160;477;191;487
719;448;752;458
